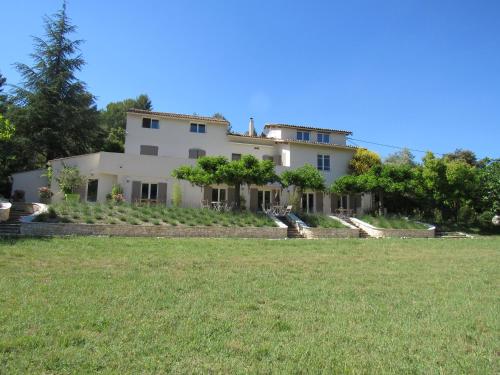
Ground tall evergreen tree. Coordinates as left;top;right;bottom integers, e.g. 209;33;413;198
11;1;100;162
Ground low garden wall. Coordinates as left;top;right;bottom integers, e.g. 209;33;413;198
350;217;435;238
20;222;287;239
302;227;359;239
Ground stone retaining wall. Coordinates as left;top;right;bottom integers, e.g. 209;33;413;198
303;227;360;239
20;222;287;239
350;218;435;238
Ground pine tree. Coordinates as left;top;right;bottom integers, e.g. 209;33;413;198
11;1;100;162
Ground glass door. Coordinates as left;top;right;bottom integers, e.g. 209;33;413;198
301;193;314;213
258;190;271;211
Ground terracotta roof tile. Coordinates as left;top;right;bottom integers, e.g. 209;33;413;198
127;109;230;124
264;123;352;135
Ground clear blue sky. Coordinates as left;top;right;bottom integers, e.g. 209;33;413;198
2;0;499;159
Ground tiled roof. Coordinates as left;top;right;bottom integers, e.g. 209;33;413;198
282;139;357;150
127;109;230;124
264;123;352;135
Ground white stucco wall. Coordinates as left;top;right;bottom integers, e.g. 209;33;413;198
288;144;355;185
11;169;48;202
266;127;347;145
125;114;230;158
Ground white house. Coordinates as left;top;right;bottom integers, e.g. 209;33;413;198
12;109;372;214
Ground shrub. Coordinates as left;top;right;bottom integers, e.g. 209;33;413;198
458;205;477;226
56;165;86;195
48;206;57;219
172;182;182;207
38;187;53;202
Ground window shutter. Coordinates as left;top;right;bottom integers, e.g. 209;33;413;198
188;149;197;159
316;192;323;213
227;188;235;204
158;183;167;204
273;155;282;166
203;187;212;201
199;149;206;157
331;193;338;210
78;183;87;202
140;145;158;156
131;181;141;203
249;188;258;212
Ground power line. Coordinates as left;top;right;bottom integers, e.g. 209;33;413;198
346;137;444;156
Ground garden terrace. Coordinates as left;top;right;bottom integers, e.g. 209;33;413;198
295;212;347;228
35;203;277;228
359;215;428;229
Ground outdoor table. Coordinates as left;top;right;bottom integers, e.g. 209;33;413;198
211;201;223;211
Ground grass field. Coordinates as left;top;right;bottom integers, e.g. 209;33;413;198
0;237;498;373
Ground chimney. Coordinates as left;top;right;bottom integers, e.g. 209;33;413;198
249;117;255;136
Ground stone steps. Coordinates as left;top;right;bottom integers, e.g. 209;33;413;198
278;216;304;239
435;231;471;239
339;216;372;238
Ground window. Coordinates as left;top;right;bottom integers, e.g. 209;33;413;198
140;145;159;156
211;188;226;202
189;149;206;159
317;133;330;143
232;153;241;161
262;155;273;161
142;118;159;129
141;183;158;200
297;131;310;141
317;154;330;171
190;123;206;133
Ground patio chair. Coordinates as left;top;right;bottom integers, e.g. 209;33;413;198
200;199;210;209
282;205;293;216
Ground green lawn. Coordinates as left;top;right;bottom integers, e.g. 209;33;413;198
0;237;498;373
37;202;276;227
360;215;429;229
296;212;347;228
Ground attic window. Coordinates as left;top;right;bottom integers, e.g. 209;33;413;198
317;133;330;143
142;118;159;129
190;123;206;133
297;131;310;141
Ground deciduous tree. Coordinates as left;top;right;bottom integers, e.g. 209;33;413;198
349;148;381;175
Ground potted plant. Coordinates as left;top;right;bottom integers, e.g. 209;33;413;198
110;184;125;203
56;165;86;202
38;187;54;204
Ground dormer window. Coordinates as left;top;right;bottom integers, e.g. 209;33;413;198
142;118;159;129
190;123;206;133
317;133;330;143
296;131;310;141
